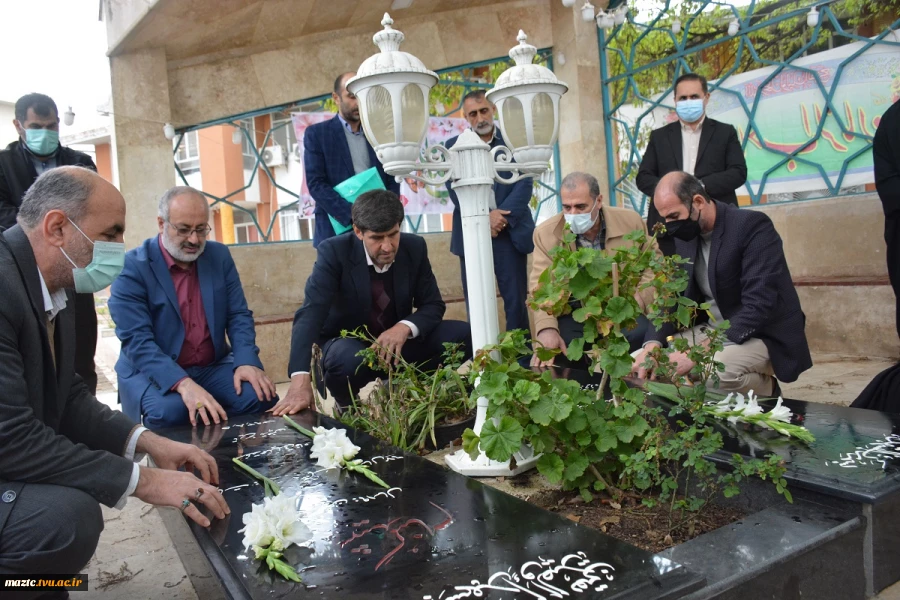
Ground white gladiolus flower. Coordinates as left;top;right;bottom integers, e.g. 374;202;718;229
726;393;746;423
711;394;734;414
239;502;275;551
768;397;793;423
275;513;313;547
743;393;764;419
240;494;311;552
310;426;360;469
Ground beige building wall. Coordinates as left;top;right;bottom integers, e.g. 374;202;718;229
234;196;898;382
0;101;16;147
106;0;612;243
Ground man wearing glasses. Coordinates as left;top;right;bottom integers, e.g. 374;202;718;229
109;186;277;429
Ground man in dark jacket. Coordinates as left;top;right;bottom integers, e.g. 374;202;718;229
303;73;399;247
872;98;900;339
633;171;812;396
445;90;535;333
636;74;747;256
275;190;471;413
0;167;228;591
0;93;99;393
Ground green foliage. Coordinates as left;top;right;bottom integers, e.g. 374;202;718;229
607;0;898;107
337;329;473;452
462;223;803;534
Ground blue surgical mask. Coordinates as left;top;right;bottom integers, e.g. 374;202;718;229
24;129;59;156
675;99;705;123
564;199;600;235
60;218;125;293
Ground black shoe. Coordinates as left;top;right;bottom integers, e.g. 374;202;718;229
771;378;782;398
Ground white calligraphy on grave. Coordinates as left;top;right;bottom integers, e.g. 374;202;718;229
424;552;616;599
825;434;900;469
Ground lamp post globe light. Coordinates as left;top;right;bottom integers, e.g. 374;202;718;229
349;14;568;476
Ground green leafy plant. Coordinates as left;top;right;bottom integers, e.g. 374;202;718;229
337;329;473;452
464;225;807;535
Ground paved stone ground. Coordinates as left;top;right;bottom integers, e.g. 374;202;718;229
74;338;899;598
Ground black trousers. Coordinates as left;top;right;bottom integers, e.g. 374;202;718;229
317;320;472;406
459;231;530;333
886;216;900;340
0;483;103;599
73;293;98;394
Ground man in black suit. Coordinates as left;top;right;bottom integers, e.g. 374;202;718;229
632;171;811;396
0;167;228;591
0;93;100;393
636;73;748;256
303;72;400;248
444;90;535;333
275;190;472;414
872;98;900;339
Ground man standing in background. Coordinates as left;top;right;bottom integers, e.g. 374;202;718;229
445;90;534;334
303;72;399;248
637;73;747;256
0;93;99;393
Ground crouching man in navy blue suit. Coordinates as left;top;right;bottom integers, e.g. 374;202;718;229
277;190;472;413
632;171;812;396
109;187;277;429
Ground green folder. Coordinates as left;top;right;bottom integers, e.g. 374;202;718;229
329;167;387;235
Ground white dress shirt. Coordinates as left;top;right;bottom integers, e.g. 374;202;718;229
681;116;705;176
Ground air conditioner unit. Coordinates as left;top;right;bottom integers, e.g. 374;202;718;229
262;143;285;167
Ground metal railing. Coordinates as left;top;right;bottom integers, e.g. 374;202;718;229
598;0;900;211
173;54;563;244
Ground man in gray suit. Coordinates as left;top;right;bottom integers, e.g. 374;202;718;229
0;167;229;597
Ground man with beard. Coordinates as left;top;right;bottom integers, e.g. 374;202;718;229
0;168;228;592
108;187;277;429
631;171;811;396
0;93;101;394
303;72;399;247
444;90;534;334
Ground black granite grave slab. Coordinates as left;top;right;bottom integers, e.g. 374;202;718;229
542;366;896;596
158;412;704;600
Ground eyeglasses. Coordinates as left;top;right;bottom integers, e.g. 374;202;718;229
167;222;212;237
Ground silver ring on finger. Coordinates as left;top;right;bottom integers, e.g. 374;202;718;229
180;498;191;512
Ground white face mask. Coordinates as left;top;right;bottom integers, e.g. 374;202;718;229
564;198;599;235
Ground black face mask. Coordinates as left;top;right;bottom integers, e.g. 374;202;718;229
664;206;702;241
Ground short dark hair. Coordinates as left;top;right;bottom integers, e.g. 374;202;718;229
462;89;488;104
15;93;58;123
334;73;354;95
561;171;601;199
352;189;405;233
673;172;711;209
674;73;708;95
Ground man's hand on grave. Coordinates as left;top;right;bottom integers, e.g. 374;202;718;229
373;323;411;366
138;430;221;486
177;378;228;427
531;328;568;368
269;375;314;416
233;365;277;402
631;343;661;380
134;467;229;528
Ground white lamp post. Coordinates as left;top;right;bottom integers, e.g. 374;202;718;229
348;14;568;476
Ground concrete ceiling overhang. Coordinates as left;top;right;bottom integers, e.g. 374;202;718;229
106;0;528;61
